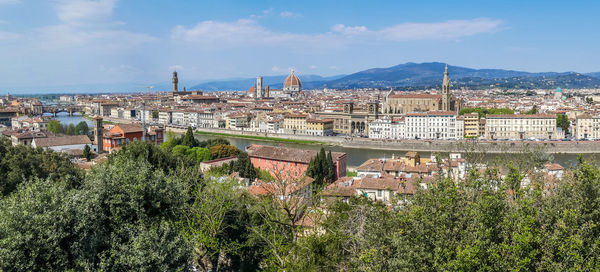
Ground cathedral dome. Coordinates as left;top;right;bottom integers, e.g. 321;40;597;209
247;85;256;96
284;70;301;89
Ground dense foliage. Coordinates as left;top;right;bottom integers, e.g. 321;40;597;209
557;113;571;133
0;138;81;196
6;137;600;270
306;148;336;189
48;120;89;135
458;107;514;117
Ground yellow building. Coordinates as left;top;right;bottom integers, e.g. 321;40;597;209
463;113;480;138
306;119;334;136
284;113;307;134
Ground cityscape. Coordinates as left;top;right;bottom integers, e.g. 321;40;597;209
2;0;600;271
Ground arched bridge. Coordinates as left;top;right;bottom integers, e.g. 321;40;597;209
42;105;84;117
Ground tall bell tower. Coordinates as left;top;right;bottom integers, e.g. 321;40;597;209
441;64;451;111
172;71;179;92
93;116;104;153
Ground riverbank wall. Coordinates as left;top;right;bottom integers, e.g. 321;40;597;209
165;127;600;154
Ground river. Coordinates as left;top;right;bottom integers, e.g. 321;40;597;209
193;134;600;168
44;112;93;127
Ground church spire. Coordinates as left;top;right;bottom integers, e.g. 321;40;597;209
443;64;449;86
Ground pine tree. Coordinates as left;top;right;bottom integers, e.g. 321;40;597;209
326;150;336;182
182;127;198;147
83;144;91;161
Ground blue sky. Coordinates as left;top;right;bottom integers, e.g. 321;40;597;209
0;0;599;91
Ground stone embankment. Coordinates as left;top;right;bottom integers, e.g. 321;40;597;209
164;126;600;154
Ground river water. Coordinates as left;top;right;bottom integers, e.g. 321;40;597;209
193;134;600;168
44;112;93;127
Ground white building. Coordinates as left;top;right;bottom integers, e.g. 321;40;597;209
185;109;215;128
484;114;558;140
368;116;405;139
171;110;187;126
575;114;600;140
158;110;172;125
405;111;463;140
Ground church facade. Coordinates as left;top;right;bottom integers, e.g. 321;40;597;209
383;65;460;114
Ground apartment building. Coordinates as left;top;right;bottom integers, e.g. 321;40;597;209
575;114;600;140
463;112;480;138
404;111;464;140
484;114;558;140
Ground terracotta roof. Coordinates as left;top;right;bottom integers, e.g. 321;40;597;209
544;163;564;171
284;71;301;88
246;144;346;164
388;94;441;99
113;123;143;133
355;175;417;194
33;135;91;147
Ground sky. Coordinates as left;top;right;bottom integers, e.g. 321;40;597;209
0;0;599;92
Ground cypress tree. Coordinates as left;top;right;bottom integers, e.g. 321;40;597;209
326;150;336;182
182;127;198;147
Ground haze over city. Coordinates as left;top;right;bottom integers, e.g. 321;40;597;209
1;0;599;92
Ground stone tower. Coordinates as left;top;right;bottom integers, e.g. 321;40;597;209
172;71;179;92
256;76;263;98
441;64;451;111
94;116;104;153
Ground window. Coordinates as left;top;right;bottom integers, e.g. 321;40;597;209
377;190;382;197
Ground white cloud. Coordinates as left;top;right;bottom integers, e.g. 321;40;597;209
309;65;317;69
331;24;368;35
329;65;339;70
35;0;156;50
271;66;280;72
377;18;503;41
0;30;19;41
56;0;117;23
172;19;314;45
279;11;300;18
172;18;502;49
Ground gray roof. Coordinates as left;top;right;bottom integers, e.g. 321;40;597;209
33;135;92;147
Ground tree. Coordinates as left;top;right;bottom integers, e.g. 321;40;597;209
48;120;62;134
75;121;89;135
306;148;336;189
182;127;199;147
0;138;82;196
83;144;91;161
151;110;159;119
209;144;240;160
556;113;570;134
0;178;76;271
177;179;263;271
526;105;539;114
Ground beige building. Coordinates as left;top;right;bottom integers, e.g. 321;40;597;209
484;114;558;140
283;113;307;134
306;119;334;136
463;113;481;138
575;114;600;140
315;102;379;135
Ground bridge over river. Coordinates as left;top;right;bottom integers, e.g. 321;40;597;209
42;104;84;117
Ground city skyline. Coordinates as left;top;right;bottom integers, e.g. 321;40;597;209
1;0;599;91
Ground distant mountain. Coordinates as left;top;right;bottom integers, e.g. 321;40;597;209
587;72;600;79
318;62;594;89
192;62;600;91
